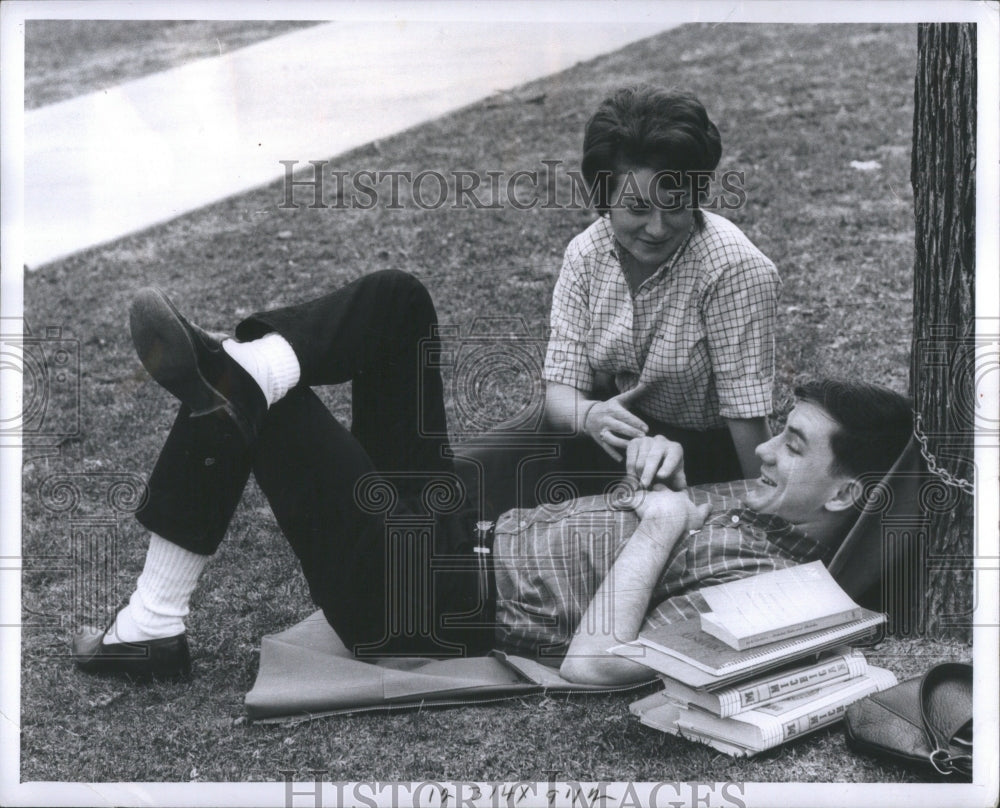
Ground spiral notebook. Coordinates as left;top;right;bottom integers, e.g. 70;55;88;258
610;609;884;690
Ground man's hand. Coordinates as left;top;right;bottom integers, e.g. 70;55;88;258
560;484;709;685
583;383;650;461
625;434;687;490
632;488;711;537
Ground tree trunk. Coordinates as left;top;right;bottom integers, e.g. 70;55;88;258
910;23;976;639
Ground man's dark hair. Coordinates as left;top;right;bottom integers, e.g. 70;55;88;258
794;379;913;478
581;85;722;214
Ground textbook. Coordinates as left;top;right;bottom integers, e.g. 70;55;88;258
610;610;884;689
632;698;757;758
652;647;867;717
676;665;898;751
698;561;864;650
671;666;898;753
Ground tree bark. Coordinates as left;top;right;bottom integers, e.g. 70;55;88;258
910;23;976;639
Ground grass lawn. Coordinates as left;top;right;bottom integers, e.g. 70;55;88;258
19;21;970;784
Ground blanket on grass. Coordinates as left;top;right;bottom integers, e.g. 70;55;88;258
245;611;652;723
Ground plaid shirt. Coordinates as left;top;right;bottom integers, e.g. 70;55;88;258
543;212;779;429
492;481;834;663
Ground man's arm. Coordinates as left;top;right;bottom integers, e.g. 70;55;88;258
559;491;710;685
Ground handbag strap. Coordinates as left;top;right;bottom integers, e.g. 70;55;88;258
919;662;973;776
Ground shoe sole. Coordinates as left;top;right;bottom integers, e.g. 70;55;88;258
79;656;192;683
130;287;232;420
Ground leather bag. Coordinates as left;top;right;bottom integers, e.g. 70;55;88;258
844;661;972;777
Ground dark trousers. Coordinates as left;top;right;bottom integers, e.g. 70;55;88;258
135;270;493;657
454;399;742;522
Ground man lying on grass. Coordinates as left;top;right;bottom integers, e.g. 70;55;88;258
72;271;912;686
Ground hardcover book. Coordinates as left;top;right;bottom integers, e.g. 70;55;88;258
634;699;757;758
637;666;897;755
648;647;867;717
698;561;864;650
670;665;898;752
610;610;884;689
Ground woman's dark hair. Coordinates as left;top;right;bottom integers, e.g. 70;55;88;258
581;85;722;214
794;379;913;479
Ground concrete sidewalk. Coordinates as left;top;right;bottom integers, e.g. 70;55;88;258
24;20;670;269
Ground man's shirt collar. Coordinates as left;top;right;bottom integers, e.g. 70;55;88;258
722;505;836;564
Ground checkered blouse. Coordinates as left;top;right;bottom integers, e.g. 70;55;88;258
543;213;779;429
492;481;834;664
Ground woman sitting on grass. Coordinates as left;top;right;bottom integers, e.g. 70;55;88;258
467;85;781;515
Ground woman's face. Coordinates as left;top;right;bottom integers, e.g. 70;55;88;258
607;166;695;271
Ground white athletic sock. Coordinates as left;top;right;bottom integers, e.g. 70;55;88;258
222;333;301;407
104;533;209;643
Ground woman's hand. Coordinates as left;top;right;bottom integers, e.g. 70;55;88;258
625;435;687;491
583;384;650;461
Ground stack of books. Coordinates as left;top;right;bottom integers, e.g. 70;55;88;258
613;561;897;757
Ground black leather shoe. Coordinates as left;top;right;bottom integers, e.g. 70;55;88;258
129;287;267;444
72;624;192;681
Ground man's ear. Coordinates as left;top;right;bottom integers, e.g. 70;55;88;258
824;477;861;513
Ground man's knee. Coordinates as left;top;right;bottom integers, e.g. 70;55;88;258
368;269;437;325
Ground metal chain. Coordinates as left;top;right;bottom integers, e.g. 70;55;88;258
913;411;975;496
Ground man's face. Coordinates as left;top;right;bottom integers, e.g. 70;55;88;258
742;400;852;524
